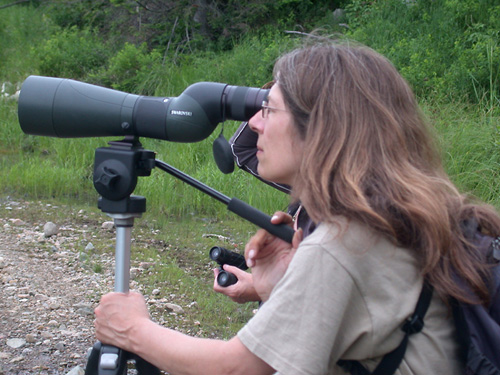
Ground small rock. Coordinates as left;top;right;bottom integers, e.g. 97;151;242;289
25;334;37;343
76;307;94;316
6;338;26;349
48;301;60;310
101;221;114;230
130;267;141;279
85;243;94;251
66;365;85;375
164;303;184;314
35;293;49;301
41;331;53;339
139;262;154;270
44;222;60;237
152;288;161;295
0;352;10;359
10;218;25;226
74;302;92;309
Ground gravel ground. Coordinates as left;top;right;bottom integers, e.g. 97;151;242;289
0;197;248;375
0;197;167;374
0;200;116;375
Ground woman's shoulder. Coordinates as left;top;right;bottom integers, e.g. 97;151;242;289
298;218;421;288
301;218;394;256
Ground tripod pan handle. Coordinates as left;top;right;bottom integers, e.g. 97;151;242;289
227;198;294;244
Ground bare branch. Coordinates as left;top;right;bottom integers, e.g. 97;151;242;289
134;0;152;12
162;16;179;65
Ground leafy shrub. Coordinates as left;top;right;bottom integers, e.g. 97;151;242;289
344;0;500;106
36;26;110;79
447;26;500;104
91;43;162;94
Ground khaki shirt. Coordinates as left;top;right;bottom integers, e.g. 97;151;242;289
238;218;463;374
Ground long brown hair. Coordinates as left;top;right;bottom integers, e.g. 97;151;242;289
275;40;500;305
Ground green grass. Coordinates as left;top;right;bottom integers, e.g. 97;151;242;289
423;99;500;206
1;93;289;219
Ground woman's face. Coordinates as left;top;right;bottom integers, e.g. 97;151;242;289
248;84;304;186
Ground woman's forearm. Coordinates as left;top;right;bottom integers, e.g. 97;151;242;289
129;318;273;375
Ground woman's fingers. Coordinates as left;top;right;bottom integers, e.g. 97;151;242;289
292;228;303;249
270;211;294;225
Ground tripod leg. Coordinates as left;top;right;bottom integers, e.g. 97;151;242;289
85;211;161;375
85;215;136;375
85;341;127;375
85;342;100;375
133;354;161;375
113;216;134;293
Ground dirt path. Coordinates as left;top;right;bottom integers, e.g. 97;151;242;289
0;199;114;375
0;197;238;375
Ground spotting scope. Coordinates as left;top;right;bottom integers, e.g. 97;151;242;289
18;76;268;142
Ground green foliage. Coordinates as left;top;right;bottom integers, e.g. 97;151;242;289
427;100;500;204
36;26;110;79
46;0;110;30
448;25;500;105
344;0;376;30
1;0;500;215
91;43;162;94
344;0;500;108
0;2;51;82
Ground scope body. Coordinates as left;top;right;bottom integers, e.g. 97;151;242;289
18;76;269;143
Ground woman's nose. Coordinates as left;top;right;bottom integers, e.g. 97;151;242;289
248;111;264;133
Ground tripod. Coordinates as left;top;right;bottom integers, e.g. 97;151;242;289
85;137;160;374
85;136;294;374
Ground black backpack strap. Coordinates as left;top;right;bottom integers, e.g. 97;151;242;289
338;281;434;375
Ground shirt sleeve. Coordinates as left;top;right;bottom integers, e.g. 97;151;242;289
238;241;372;375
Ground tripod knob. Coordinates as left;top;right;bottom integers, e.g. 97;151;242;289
95;166;120;190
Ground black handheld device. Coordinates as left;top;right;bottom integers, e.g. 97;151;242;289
209;246;248;287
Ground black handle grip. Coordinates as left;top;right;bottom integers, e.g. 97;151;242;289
227;198;294;244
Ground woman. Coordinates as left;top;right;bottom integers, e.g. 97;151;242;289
213;115;315;304
94;40;500;374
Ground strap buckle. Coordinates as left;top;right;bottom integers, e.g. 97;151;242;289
402;314;424;334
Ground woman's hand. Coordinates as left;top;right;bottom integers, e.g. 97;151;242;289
213;265;260;303
94;291;150;352
245;211;303;302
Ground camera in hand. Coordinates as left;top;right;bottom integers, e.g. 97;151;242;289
209;246;248;287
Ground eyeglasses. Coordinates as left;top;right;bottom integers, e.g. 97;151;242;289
261;100;288;119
